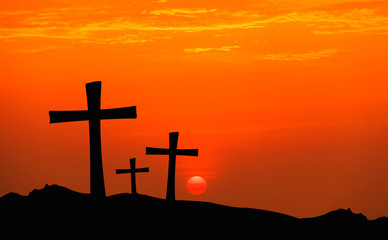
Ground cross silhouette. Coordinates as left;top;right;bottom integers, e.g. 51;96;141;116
116;158;149;195
146;132;198;201
49;81;137;199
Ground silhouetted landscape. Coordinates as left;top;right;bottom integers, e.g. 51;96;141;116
1;82;386;238
1;184;387;237
2;2;388;238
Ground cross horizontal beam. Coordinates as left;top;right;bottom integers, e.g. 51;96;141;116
99;106;137;120
49;110;88;123
146;147;198;156
176;149;198;156
116;168;149;174
145;147;170;155
49;106;137;124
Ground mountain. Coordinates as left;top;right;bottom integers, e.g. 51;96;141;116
1;184;387;237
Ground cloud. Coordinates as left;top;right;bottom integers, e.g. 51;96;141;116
12;45;66;54
262;48;339;61
0;0;387;56
0;26;87;40
184;45;240;53
143;8;217;17
294;8;388;35
1;1;386;40
68;16;268;34
80;34;172;45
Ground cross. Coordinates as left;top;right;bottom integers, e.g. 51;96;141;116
49;81;137;199
146;132;198;201
116;158;149;195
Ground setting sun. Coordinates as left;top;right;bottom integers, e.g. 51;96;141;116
186;176;207;195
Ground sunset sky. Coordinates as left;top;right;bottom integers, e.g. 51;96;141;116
1;0;388;219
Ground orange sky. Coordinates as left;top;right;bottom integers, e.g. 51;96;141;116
1;0;388;219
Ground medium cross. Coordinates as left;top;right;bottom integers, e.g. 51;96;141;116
116;158;149;195
49;81;137;199
146;132;198;201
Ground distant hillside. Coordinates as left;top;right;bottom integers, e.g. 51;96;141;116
1;184;387;237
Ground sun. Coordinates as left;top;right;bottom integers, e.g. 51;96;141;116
186;176;207;195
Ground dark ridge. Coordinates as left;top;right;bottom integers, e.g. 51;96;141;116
28;184;90;200
302;208;368;224
1;184;387;237
1;192;24;201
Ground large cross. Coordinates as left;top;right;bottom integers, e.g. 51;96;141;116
146;132;198;201
116;158;149;195
49;81;137;199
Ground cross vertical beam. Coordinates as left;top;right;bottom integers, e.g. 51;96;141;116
167;132;178;201
130;158;137;195
146;132;198;201
86;82;105;199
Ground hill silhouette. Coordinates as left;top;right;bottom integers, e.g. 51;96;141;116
1;184;387;237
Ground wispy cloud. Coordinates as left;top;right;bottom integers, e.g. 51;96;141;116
2;2;387;40
80;34;172;45
0;1;387;55
0;27;87;40
143;8;217;17
288;8;388;35
184;45;240;53
13;45;67;54
263;49;339;61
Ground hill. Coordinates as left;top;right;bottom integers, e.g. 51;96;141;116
1;184;387;237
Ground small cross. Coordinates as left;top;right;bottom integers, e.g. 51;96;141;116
146;132;198;201
116;158;149;195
